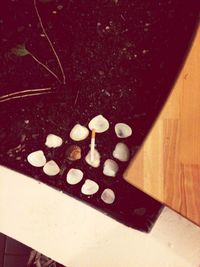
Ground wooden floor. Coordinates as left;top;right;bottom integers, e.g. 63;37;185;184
124;26;200;226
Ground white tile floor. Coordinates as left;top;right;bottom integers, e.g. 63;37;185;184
0;166;200;267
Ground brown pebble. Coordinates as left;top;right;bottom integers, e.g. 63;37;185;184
66;145;81;161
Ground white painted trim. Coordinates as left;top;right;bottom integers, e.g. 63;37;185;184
0;166;200;267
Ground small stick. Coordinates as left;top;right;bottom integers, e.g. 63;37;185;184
74;89;80;106
0;87;51;100
29;52;61;82
33;0;66;84
0;90;52;103
90;128;96;162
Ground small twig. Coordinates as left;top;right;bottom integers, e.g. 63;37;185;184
34;0;66;84
11;44;60;82
0;90;52;103
0;87;51;100
29;52;61;82
74;89;80;106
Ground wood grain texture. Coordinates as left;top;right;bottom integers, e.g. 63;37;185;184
124;26;200;226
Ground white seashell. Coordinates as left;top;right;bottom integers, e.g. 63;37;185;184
101;188;115;204
113;143;130;162
27;150;46;167
81;179;99;195
66;168;83;185
70;124;89;141
43;160;60;176
103;159;119;177
115;123;132;138
45;134;63;148
88;115;109;133
85;148;100;168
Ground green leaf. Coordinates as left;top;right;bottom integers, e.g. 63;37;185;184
11;44;29;57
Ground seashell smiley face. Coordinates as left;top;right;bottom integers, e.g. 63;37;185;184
26;115;133;206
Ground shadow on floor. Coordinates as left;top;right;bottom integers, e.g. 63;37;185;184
0;232;65;267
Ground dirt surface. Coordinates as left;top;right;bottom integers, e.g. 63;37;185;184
0;0;199;231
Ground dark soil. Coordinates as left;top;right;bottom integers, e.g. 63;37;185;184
0;0;199;232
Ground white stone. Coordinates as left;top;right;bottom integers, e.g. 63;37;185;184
45;134;63;148
101;188;115;204
66;168;83;185
113;143;130;162
115;123;132;138
81;179;99;195
43;160;60;176
85;149;100;168
70;124;89;141
27;150;46;167
88;115;109;133
103;159;119;177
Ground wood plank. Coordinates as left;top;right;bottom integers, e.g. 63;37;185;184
124;26;200;226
